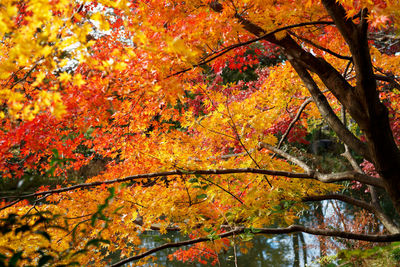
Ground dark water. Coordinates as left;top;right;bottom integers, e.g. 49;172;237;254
111;231;320;266
109;201;359;266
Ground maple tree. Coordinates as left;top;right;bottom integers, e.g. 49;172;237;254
1;0;400;265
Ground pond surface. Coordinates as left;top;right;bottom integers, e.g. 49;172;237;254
112;231;322;266
109;201;365;266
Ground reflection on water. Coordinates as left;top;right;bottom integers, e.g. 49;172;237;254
112;231;320;266
108;199;381;266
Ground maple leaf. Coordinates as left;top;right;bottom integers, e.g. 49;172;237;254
59;72;72;83
0;0;400;266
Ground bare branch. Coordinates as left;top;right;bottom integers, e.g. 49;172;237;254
314;171;383;187
276;97;313;149
340;108;400;233
288;31;352;61
259;142;383;187
258;142;313;173
0;199;22;211
167;20;334;78
303;194;376;213
374;74;400;90
9;63;39;90
110;225;400;266
196;175;245;205
305;192;400;234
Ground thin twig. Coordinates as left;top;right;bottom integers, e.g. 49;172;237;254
276;97;313;149
197;175;245;205
225;101;272;187
167;21;335;78
288;31;352;60
0;199;22;211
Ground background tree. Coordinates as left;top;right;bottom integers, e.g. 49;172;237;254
1;0;400;265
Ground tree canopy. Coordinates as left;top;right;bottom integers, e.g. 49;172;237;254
1;0;400;265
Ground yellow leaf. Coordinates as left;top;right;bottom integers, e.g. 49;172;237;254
274;31;287;40
114;62;127;71
59;72;71;83
32;72;46;87
72;74;86;87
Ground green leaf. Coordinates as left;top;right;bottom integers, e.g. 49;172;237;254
250;226;261;233
188;178;198;183
204;227;212;233
196;194;207;199
207;233;220;241
239;233;254;242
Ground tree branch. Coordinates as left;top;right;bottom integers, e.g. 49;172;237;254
321;4;400;207
314;171;383;187
209;4;372;161
0;167;383;207
374;74;400;90
340;111;400;233
167;20;334;78
226;102;272;187
258;142;312;174
288;31;352;61
110;225;400;266
258;142;383;187
304;193;400;234
287;59;372;161
320;0;356;47
0;199;23;211
276;97;313;149
303;194;376;213
304;192;400;234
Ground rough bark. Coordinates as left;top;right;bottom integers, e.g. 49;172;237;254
210;0;400;214
321;0;400;214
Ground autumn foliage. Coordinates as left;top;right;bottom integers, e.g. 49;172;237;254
1;0;400;266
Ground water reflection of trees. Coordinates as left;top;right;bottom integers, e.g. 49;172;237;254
114;231;303;266
110;197;394;266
